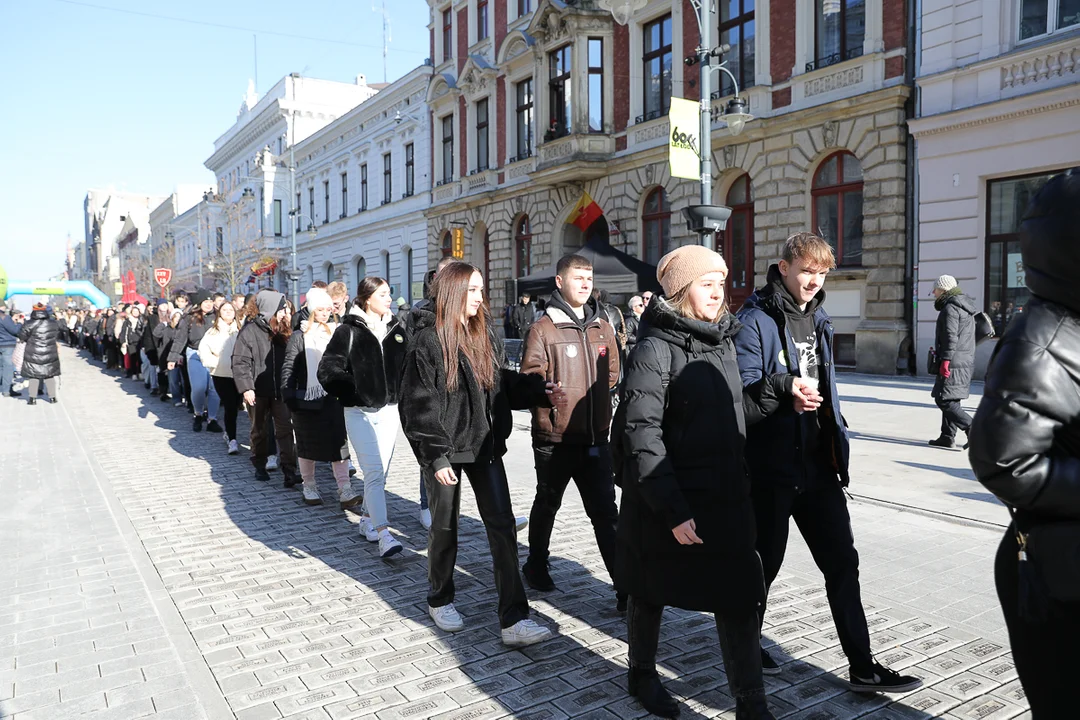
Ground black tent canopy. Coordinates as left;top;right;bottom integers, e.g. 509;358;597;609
515;237;661;296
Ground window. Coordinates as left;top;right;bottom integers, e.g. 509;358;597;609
719;175;754;308
1020;0;1080;40
405;247;414;303
720;0;755;96
441;230;453;259
986;171;1059;332
215;227;224;255
811;0;865;71
477;0;489;40
323;181;330;223
383;253;390;284
273;199;283;236
295;192;301;231
308;187;315;227
643;15;673;122
588;38;604;133
355;257;366;287
515;215;532;276
382;153;392;205
812;151;864;266
441;115;455;184
259;187;265;234
360;164;368;210
642;188;670;265
518;0;531;17
548;46;572;139
326;263;334;283
340;173;348;218
442;9;453;63
405;144;415;197
475;99;489;171
515;80;534;160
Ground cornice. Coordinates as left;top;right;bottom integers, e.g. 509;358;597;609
205;105;287;172
909;91;1080;138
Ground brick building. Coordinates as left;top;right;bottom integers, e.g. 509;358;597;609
424;0;913;373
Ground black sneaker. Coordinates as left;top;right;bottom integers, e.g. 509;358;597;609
760;647;782;676
522;561;556;592
254;468;270;482
192;415;204;432
616;592;628;614
927;436;957;450
206;419;222;434
8;390;22;398
848;663;923;693
159;394;170;402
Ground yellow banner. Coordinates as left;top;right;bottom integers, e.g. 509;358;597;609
668;97;700;181
0;263;7;300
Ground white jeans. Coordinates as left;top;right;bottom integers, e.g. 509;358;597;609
343;404;399;529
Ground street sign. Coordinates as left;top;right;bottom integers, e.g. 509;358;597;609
154;268;172;288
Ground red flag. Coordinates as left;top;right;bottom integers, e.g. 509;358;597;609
567;191;603;232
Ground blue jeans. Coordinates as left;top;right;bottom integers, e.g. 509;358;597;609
169;367;183;398
0;346;14;392
185;348;220;419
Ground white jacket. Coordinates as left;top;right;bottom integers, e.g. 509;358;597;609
198;323;239;378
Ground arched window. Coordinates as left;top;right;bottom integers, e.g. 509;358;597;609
642;188;670;265
326;262;335;283
812;151;864;267
382;252;390;286
404;247;413;303
355;257;366;288
720;175;755;308
440;230;453;259
515;215;532;277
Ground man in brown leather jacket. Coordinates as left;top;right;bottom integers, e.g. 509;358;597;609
519;254;624;610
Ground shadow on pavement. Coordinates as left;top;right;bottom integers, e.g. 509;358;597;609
896;461;978;481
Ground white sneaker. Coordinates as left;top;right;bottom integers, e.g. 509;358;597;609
302;484;322;506
419;507;432;530
429;604;465;633
515;516;529;531
266;455;279;471
338;485;362;510
227;439;239;455
174;400;185;407
501;618;552;647
358;517;379;542
378;529;402;558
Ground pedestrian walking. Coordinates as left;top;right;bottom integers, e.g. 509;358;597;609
927;274;978;450
510;292;536;340
17;303;61;405
969;169;1080;717
120;304;145;380
0;301;23;397
615;246;793;719
318;278;406;557
281;287;361;510
231;291;298;487
169;293;221;433
398;261;563;646
198;301;242;454
519;254;623;610
734;232;920;692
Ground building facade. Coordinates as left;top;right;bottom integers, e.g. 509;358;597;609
291;65;434;302
82;190;166;300
148;186;210;293
424;0;914;372
909;0;1080;376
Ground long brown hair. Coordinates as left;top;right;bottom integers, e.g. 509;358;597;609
430;262;495;391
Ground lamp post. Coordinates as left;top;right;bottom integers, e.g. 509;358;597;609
599;0;754;243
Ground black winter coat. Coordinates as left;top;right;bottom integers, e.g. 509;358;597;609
232;317;287;399
17;310;61;379
398;306;547;473
281;329;349;462
615;300;787;613
120;317;144;353
168;313;212;364
932;290;978;401
153;324;175;371
510;303;535;339
624;314;641;348
318;311;409;409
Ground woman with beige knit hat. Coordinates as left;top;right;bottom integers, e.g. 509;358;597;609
614;245;795;719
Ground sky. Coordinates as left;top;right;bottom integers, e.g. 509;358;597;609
0;0;430;282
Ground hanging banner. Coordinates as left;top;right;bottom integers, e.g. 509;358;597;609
0;263;7;301
668;97;701;181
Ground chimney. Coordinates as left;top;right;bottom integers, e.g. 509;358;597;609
356;73;367;86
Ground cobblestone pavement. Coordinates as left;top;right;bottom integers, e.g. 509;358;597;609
0;348;1029;719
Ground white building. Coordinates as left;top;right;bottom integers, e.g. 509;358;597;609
83;189;166;298
909;1;1080;376
203;76;381;295
149;186;210;292
292;64;434;303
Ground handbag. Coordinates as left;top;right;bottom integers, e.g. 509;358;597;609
1009;506;1080;621
926;346;940;376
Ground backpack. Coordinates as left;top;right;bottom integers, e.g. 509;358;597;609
610;339;677;487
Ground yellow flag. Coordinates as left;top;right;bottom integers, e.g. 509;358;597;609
668;97;700;181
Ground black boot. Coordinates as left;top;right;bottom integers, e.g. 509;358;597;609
735;693;775;720
192;414;204;432
283;469;300;489
627;668;679;718
27;397;36;406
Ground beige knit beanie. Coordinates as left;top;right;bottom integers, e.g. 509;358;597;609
656;245;729;296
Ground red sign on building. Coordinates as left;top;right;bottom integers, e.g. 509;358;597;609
154;268;172;288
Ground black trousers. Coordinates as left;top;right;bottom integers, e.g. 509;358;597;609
995;528;1080;717
935;397;973;441
212;376;240;441
628;597;765;700
425;455;529;629
753;471;873;673
526;443;619;578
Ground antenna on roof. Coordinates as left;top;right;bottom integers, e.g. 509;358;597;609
373;0;391;84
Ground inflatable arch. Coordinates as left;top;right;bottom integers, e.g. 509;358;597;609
0;265;112;309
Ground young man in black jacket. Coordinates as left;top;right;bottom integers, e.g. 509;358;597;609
734;233;920;694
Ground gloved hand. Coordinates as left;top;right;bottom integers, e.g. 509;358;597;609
940;360;951;379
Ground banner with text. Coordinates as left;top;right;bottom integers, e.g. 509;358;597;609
668;98;700;181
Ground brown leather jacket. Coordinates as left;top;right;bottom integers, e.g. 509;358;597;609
520;295;620;445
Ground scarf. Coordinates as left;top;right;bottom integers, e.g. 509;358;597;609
303;320;336;401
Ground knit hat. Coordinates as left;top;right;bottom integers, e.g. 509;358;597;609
656;245;729;296
932;275;958;295
305;287;333;310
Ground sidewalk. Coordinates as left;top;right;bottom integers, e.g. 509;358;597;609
0;349;1027;719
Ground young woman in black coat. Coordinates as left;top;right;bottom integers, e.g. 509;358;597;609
18;303;61;404
120;304;145;379
615;246;797;720
398;262;564;647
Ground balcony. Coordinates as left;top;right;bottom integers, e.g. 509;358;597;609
532;133;616;184
806;47;863;74
464;168;498;194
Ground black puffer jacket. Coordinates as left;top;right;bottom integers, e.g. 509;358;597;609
231;316;288;399
624;313;641;348
17;310;61;379
970;170;1080;523
120;317;145;353
318;309;409;408
615;299;788;613
932;289;978;401
167;313;213;364
398;306;547;473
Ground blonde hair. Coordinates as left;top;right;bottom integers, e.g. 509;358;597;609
666;285;727;323
327;281;348;300
783;232;836;271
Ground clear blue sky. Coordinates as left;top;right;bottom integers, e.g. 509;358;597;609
0;0;429;282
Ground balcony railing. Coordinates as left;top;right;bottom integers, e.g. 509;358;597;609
634;108;666;125
402;191;415;199
435;178;454;187
806;47;863;73
469;165;490;175
380;199;392;206
508;148;533;164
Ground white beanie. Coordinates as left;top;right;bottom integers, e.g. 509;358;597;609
305;287;333;310
933;275;958;294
